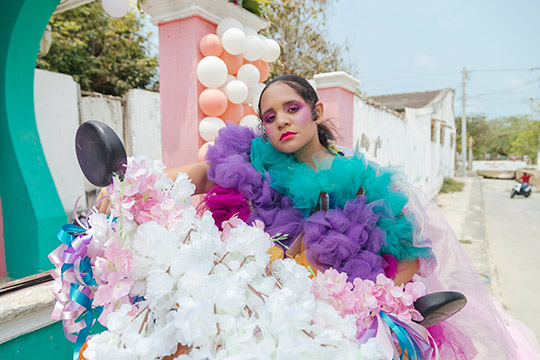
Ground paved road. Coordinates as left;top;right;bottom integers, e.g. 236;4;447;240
482;178;540;340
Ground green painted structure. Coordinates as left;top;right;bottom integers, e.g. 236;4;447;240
1;0;72;357
0;0;66;278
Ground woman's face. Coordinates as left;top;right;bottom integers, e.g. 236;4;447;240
259;82;325;163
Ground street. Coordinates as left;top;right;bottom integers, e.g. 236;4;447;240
482;178;540;340
437;176;540;345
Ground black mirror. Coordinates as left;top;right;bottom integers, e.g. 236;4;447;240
414;291;467;327
75;120;127;187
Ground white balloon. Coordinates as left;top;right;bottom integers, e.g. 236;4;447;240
246;83;266;105
196;56;228;88
217;18;244;38
237;64;260;88
240;115;260;130
199;117;226;142
261;39;281;62
101;0;129;17
220;75;237;90
244;27;258;36
222;28;246;55
224;80;249;104
242;35;264;62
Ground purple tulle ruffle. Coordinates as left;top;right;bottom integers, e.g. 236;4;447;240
303;196;389;281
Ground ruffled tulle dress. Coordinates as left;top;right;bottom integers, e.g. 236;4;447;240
199;123;519;359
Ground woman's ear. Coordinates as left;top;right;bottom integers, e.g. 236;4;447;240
314;101;324;124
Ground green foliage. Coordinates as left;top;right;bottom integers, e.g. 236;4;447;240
229;0;272;16
456;114;540;162
260;0;355;80
36;2;158;97
439;177;465;193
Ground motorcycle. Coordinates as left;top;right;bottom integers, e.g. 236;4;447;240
510;181;532;198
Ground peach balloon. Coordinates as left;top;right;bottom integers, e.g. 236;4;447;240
199;34;223;57
221;101;245;124
198;141;214;161
220;51;243;75
243;103;257;117
252;59;270;82
199;88;228;116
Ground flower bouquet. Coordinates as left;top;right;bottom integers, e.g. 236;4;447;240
50;156;436;360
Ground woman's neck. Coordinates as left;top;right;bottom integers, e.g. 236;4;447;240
294;146;334;170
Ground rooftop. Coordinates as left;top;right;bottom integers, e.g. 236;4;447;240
368;88;451;112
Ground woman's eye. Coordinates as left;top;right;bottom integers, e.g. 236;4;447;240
287;106;299;113
264;115;275;123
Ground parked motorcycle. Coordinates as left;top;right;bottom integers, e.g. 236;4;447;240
510;181;532;198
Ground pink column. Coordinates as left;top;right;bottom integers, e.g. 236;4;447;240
0;198;6;278
142;0;266;168
314;72;360;149
158;17;214;168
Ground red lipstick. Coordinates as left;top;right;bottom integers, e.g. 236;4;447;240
280;131;296;141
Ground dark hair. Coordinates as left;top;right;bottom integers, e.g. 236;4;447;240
257;75;336;148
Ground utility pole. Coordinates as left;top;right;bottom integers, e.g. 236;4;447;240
461;67;468;177
530;97;535;121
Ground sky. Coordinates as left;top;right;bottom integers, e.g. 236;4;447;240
325;0;540;120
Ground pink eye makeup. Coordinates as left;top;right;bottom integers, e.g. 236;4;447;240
262;111;276;123
286;103;302;113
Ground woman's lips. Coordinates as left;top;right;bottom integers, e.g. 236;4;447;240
280;132;296;141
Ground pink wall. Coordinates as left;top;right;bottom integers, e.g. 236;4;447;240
0;197;6;278
317;87;355;149
158;16;215;168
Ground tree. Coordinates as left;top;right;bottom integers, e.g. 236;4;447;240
260;0;355;80
456;114;540;161
37;2;158;97
509;119;540;161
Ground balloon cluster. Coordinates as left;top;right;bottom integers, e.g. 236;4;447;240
196;18;280;158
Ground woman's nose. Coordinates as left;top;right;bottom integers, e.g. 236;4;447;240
275;113;290;128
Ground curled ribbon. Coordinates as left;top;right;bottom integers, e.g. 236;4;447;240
379;311;439;360
48;224;102;360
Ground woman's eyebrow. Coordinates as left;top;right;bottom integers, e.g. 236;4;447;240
262;100;300;117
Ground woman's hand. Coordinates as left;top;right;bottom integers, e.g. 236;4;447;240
96;187;111;214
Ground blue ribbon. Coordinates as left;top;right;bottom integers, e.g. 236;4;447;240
380;311;421;360
57;224;86;246
55;224;103;360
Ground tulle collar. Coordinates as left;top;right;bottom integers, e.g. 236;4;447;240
250;137;367;216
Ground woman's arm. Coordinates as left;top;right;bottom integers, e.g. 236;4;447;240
97;161;214;214
393;259;419;286
165;161;214;195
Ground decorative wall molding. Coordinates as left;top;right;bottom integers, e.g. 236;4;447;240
313;71;361;93
142;0;267;30
54;0;95;15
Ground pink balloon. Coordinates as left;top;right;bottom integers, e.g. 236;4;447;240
220;51;244;75
243;103;257;117
198;141;214;161
199;89;228;116
221;101;245;124
199;34;223;57
252;59;270;82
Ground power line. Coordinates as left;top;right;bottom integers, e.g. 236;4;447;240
468;66;540;73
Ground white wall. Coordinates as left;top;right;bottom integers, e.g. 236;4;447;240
353;91;456;199
34;69;86;217
124;89;162;161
